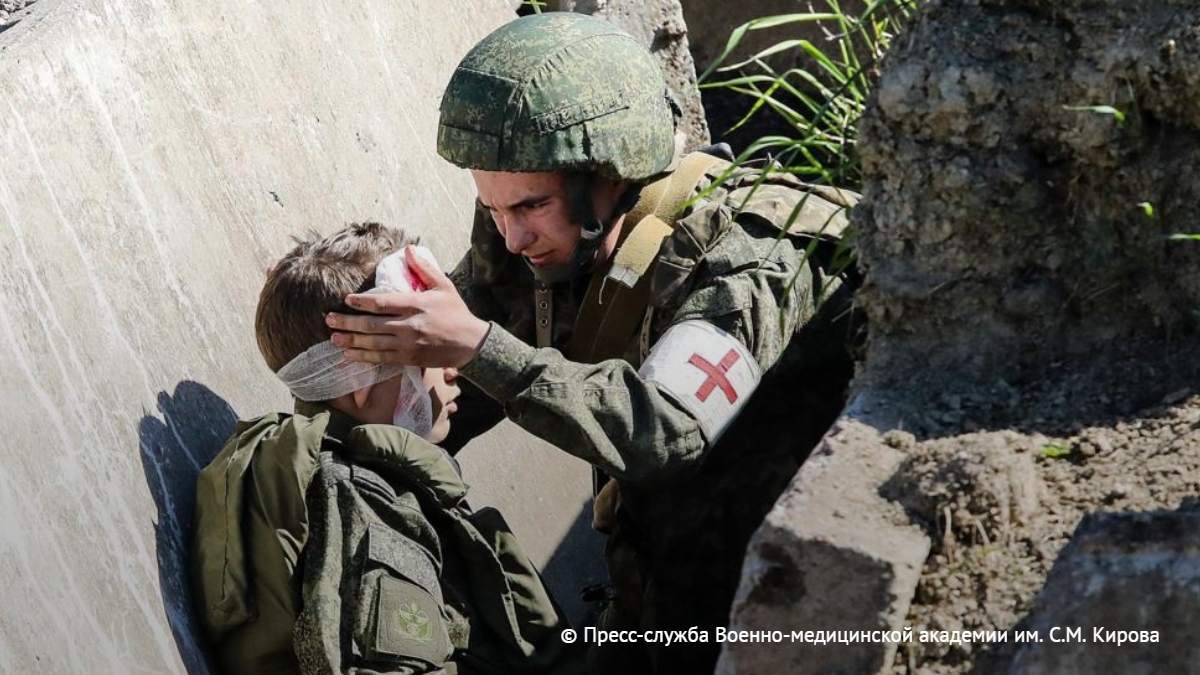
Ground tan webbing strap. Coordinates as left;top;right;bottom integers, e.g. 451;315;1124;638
534;282;553;348
623;152;730;232
566;152;729;364
606;214;674;289
567;215;674;363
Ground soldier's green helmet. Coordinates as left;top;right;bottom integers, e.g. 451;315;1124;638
437;12;676;182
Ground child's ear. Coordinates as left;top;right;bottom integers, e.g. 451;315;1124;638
352;384;374;410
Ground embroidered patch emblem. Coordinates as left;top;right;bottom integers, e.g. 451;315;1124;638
639;320;762;442
395;600;433;643
374;575;450;666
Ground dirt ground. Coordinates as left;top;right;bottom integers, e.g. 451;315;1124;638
847;1;1200;672
877;338;1200;674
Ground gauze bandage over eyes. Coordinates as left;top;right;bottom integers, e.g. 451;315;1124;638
275;246;441;438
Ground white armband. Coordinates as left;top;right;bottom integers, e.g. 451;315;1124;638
638;320;762;442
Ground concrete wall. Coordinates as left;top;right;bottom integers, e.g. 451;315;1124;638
0;1;602;672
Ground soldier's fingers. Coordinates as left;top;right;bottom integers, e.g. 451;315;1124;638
405;245;454;292
329;330;406;352
340;347;397;364
326;312;406;335
342;291;422;316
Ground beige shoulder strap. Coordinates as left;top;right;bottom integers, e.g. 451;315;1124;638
623;151;730;235
567;152;729;363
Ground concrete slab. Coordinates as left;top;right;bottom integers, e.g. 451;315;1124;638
1007;511;1200;675
0;1;602;672
718;403;930;675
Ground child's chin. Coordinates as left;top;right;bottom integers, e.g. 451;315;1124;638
433;423;454;444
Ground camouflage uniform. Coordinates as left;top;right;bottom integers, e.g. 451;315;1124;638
191;402;575;675
435;12;859;674
447;161;857;673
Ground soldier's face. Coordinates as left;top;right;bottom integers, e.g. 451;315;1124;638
471;170;627;270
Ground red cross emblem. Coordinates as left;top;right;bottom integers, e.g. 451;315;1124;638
688;350;741;403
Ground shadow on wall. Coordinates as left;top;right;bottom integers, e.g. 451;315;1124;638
135;380;612;662
138;381;239;675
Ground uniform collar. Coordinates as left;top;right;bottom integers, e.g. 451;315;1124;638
293;399;358;444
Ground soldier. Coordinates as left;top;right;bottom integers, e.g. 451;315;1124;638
326;12;860;674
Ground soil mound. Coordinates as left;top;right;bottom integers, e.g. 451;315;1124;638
856;0;1200;398
884;343;1200;673
851;1;1200;672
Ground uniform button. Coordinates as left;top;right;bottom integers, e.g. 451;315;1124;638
539;318;549;327
538;301;548;310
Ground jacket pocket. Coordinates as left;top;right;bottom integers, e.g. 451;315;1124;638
353;524;454;671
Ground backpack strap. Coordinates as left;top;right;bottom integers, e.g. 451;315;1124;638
566;152;730;363
623;151;729;237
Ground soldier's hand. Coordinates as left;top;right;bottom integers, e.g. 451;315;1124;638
326;246;491;368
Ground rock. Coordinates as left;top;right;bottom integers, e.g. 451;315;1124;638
883;428;916;450
854;0;1200;397
1007;511;1200;675
884;431;1043;542
717;416;930;675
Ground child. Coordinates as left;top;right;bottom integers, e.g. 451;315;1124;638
191;223;573;675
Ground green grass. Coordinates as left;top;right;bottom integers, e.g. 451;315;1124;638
692;0;917;316
1063;104;1127;125
698;0;918;190
1040;443;1073;459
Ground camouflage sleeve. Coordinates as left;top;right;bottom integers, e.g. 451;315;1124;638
460;325;706;484
458;215;814;485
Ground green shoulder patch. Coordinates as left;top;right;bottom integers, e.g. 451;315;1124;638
373;575;452;667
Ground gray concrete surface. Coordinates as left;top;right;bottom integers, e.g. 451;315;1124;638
718;402;930;675
1006;511;1200;675
0;1;602;672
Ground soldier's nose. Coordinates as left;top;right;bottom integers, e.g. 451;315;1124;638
503;224;535;255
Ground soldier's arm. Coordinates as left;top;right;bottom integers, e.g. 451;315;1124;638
459;217;813;485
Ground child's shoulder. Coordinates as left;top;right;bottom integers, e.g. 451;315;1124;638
202;411;327;474
338;425;469;509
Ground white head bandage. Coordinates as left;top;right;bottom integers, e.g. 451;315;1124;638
276;246;441;438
